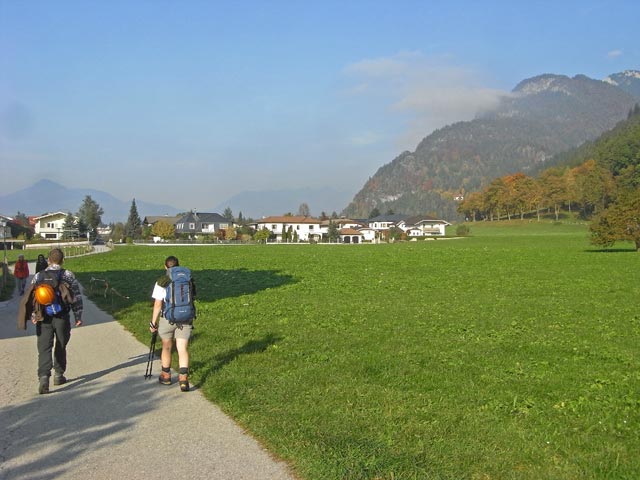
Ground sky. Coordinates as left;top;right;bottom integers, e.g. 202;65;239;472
1;0;639;213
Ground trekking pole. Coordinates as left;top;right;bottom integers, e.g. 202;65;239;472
144;331;158;379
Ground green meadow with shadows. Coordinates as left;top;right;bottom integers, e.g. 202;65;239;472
66;222;640;480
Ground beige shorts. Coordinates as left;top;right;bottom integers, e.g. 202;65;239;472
158;316;192;341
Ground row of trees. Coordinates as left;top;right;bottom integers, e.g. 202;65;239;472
457;107;640;250
456;159;619;222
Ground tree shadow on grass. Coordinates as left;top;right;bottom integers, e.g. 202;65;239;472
584;248;638;253
189;333;282;389
75;268;296;317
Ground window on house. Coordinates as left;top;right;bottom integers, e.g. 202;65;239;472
309;225;314;230
220;223;228;229
201;223;209;229
47;222;55;228
189;223;195;229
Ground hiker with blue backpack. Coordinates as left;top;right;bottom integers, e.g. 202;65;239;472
17;248;84;394
149;255;196;392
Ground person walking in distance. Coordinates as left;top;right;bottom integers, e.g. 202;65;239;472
13;254;30;295
35;253;48;273
31;248;83;394
149;255;195;392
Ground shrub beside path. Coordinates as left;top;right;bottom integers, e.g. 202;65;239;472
0;262;295;480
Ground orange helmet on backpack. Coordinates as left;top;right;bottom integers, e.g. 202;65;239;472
34;284;55;305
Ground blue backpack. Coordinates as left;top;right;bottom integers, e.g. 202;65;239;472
162;266;196;324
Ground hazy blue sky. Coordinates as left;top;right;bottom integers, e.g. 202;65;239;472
1;0;638;212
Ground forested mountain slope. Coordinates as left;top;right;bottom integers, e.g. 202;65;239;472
536;104;640;178
343;73;640;220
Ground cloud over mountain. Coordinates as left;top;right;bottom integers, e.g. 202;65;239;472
344;52;510;149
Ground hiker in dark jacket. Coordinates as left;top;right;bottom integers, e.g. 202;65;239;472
28;248;84;394
35;254;48;273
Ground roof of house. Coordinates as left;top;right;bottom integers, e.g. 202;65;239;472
320;218;366;227
368;214;409;223
258;215;321;224
178;212;229;224
143;215;182;225
33;211;70;220
339;228;363;235
401;215;450;226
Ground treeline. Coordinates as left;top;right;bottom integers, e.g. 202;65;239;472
456;160;618;222
457;105;640;249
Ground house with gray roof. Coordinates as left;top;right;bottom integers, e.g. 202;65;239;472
175;211;231;236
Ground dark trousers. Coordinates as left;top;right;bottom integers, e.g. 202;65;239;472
36;315;71;378
16;277;27;294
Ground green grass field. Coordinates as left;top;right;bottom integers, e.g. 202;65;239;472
63;222;639;479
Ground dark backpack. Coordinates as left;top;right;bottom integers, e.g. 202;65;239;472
35;269;69;316
163;266;196;324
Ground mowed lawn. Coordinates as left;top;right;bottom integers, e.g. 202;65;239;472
69;222;640;480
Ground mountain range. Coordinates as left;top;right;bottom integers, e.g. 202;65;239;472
0;180;182;224
3;71;639;224
343;71;640;219
0;180;352;224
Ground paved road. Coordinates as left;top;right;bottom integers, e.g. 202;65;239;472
0;263;296;480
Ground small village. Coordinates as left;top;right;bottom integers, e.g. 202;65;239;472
0;210;451;249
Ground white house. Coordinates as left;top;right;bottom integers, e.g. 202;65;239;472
368;214;409;231
319;218;367;239
339;227;364;244
256;216;322;242
33;212;75;240
367;214;450;238
397;215;451;237
358;227;378;242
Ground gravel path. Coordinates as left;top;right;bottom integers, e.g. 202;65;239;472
0;262;295;480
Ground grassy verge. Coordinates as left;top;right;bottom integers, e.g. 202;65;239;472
0;263;15;301
66;222;640;479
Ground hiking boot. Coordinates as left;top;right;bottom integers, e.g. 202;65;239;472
178;374;190;392
38;376;50;395
158;371;172;385
53;375;67;386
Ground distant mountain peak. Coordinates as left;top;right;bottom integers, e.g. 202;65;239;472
32;179;62;188
512;74;608;97
512;74;572;95
604;70;640;84
603;70;640;100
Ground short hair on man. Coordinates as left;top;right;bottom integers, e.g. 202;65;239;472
165;256;179;268
48;248;64;265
